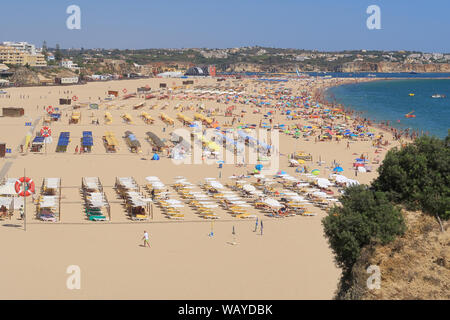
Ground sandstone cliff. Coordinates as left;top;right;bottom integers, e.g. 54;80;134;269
337;62;450;73
338;211;449;300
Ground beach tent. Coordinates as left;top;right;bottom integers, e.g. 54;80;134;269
124;131;141;153
103;131;119;152
31;136;45;152
152;153;160;160
56;132;70;152
82;131;93;152
146;131;166;151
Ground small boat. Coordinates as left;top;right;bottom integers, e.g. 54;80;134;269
409;71;419;74
367;74;377;77
405;111;416;118
409;93;415;96
432;94;446;98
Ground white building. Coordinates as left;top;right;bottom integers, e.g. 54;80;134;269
56;76;79;84
2;41;37;55
60;59;79;70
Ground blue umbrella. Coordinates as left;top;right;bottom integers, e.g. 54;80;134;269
333;166;344;172
255;164;263;171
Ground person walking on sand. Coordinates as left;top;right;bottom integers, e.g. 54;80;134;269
254;217;258;232
142;230;150;248
75;145;79;154
260;220;263;235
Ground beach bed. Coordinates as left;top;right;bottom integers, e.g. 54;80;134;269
121;113;134;124
159;112;174;125
140;112;155;124
103;131;119;153
69;111;81;124
104;112;113;124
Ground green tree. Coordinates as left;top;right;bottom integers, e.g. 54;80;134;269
323;185;405;272
42;41;48;56
373;133;450;220
55;44;62;61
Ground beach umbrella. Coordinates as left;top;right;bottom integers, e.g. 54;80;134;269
243;184;256;192
255;164;263;171
311;169;320;176
151;153;160;160
333;166;344;172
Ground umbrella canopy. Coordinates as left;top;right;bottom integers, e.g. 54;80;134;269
317;178;332;188
264;198;282;207
333;166;344;172
243;184;256;192
311;169;320;176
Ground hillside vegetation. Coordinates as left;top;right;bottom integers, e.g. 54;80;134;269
323;132;450;300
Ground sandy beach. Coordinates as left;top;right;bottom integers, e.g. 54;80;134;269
0;76;400;299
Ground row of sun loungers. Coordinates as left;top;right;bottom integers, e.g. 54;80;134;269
82;177;110;221
115;177;152;220
37;178;61;222
145;176;184;220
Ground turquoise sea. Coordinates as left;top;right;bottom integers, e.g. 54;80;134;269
325;79;450;138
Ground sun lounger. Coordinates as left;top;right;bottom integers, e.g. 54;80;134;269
89;215;107;221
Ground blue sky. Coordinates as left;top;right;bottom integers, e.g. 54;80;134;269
1;0;449;52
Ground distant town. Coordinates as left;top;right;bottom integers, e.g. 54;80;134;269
1;41;450;87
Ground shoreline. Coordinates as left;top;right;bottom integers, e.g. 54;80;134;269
0;76;405;299
316;78;442;141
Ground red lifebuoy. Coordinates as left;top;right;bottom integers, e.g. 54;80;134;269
15;177;35;197
40;126;52;137
72;95;78;101
46;106;54;114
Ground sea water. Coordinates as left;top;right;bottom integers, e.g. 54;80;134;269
326;79;450;138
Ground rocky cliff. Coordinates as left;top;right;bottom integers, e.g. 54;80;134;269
337;62;450;73
338;211;449;300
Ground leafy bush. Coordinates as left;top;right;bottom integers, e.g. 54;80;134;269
373;132;450;220
323;185;406;272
